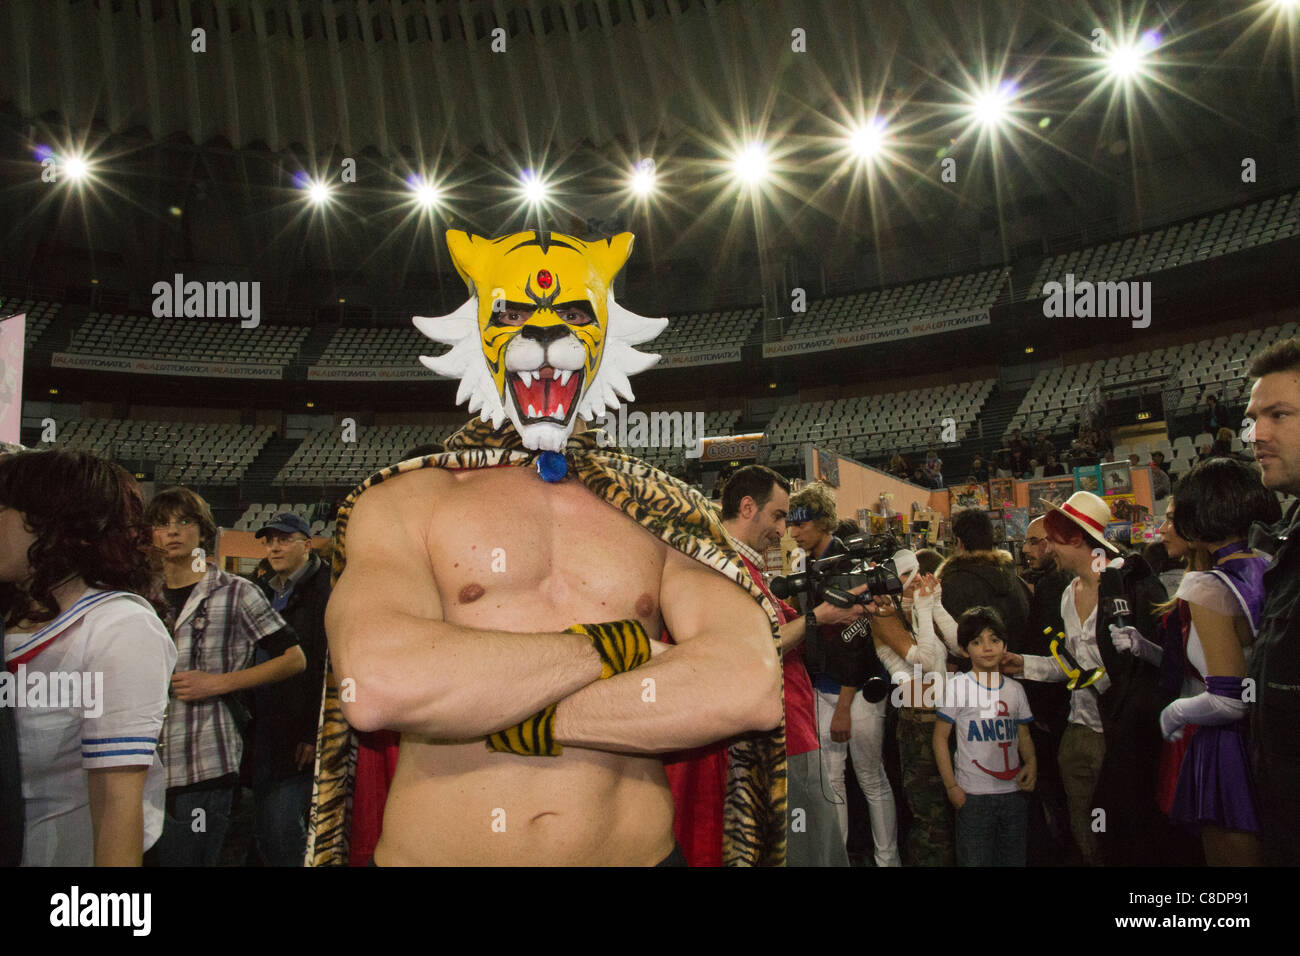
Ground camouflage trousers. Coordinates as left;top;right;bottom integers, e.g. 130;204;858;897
897;708;956;867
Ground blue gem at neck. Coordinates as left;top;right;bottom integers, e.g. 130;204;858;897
536;450;568;482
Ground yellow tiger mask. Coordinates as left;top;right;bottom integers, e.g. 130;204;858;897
415;229;668;453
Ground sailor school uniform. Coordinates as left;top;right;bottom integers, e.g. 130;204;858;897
3;589;176;865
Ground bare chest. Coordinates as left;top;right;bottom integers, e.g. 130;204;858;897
427;466;668;633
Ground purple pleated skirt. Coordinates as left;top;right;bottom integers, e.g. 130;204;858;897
1168;721;1260;833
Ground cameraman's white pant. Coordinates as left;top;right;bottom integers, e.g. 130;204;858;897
815;688;901;867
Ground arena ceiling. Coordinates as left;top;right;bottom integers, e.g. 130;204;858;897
2;0;1297;306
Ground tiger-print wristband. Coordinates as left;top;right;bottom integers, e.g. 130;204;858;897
568;619;652;680
485;701;561;757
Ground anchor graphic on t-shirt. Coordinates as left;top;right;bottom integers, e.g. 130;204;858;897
972;700;1020;780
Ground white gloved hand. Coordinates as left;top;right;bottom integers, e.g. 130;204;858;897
1159;699;1187;742
1109;624;1139;654
1108;624;1163;667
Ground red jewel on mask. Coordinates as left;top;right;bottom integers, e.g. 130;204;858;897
537;270;553;289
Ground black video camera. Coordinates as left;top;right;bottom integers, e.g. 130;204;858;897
770;533;907;702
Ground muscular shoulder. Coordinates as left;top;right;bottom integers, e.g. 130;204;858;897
662;545;763;611
348;466;455;528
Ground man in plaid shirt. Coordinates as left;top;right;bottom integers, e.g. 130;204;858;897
146;489;305;866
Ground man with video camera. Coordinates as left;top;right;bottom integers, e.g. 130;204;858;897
786;483;901;866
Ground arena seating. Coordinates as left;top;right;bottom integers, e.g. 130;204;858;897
1006;347;1191;441
760;379;995;469
1028;191;1298;298
1;296;60;349
316;326;427;367
1162;322;1298;432
234;501;337;536
276;421;465;485
315;306;763;367
1007;322;1298;477
655;308;761;355
785;268;1010;339
71;312;308;364
34;418;273;485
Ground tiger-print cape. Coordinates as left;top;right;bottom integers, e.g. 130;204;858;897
305;416;788;866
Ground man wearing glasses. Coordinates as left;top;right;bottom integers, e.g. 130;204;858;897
1019;515;1073;865
145;488;305;866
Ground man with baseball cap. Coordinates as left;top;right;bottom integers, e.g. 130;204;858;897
252;512;332;865
1002;491;1171;865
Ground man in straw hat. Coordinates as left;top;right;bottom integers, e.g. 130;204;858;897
1001;491;1174;866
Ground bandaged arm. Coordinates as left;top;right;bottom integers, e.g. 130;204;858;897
913;591;959;670
914;587;963;658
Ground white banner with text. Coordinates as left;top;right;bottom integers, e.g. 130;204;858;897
762;309;991;359
52;352;284;380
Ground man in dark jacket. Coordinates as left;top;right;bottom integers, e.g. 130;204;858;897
939;509;1032;654
1092;549;1189;867
253;513;332;866
1019;515;1073;864
1244;338;1300;865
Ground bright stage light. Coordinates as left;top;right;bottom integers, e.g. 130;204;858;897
848;118;887;160
630;158;657;196
968;81;1016;129
1274;0;1298;10
1107;42;1143;79
520;169;549;204
732;142;769;184
62;155;89;181
1102;29;1160;84
408;176;441;208
416;183;439;207
307;181;331;205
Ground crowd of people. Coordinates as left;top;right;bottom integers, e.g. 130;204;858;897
884;426;1112;489
0;336;1295;867
724;336;1299;867
886;449;945;488
0;451;328;867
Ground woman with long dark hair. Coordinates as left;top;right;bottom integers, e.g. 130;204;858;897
0;450;175;866
1111;458;1280;865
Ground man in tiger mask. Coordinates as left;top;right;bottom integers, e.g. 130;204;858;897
310;229;786;866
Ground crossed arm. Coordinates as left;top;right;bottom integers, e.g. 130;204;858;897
327;477;783;751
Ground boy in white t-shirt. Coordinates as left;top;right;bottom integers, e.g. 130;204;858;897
935;607;1037;866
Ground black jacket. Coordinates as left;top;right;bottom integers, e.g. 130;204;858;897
1091;553;1191;866
938;549;1032;653
1248;499;1300;864
254;553;332;780
799;537;852;684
